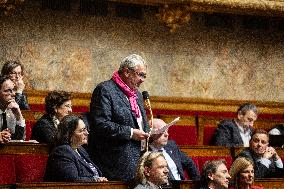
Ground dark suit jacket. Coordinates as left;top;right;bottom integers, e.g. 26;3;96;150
44;145;102;182
1;109;25;140
238;148;284;178
153;140;200;181
199;186;210;189
15;92;30;110
210;119;253;147
31;114;56;144
88;79;149;181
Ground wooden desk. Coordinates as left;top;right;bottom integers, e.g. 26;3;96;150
16;182;130;189
172;179;284;189
0;142;49;154
180;145;232;157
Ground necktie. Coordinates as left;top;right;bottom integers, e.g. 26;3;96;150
2;112;7;131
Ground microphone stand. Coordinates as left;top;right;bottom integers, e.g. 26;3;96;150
144;99;153;152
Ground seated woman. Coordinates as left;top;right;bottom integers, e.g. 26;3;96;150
31;90;72;143
229;157;264;189
1;60;30;110
44;115;108;182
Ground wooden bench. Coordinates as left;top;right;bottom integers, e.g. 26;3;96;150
0;143;49;184
179;145;233;172
172;178;284;189
15;181;130;189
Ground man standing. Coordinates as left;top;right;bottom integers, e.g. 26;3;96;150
211;103;258;147
200;160;231;189
149;118;200;181
238;129;283;178
89;54;150;181
0;75;25;140
134;152;169;189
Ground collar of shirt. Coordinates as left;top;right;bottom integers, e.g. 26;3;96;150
149;145;164;152
235;120;250;135
0;109;7;114
146;181;161;189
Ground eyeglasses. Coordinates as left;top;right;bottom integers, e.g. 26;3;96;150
129;69;147;79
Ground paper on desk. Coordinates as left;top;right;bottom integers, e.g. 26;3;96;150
151;117;180;135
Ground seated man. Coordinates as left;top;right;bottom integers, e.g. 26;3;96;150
149;118;200;181
211;103;258;147
134;151;169;189
238;129;283;178
0;75;25;140
200;159;231;189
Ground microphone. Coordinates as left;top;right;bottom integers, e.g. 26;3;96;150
142;91;150;108
142;91;154;152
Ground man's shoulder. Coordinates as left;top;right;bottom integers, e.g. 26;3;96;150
96;79;115;89
166;140;178;147
238;148;253;159
218;119;235;127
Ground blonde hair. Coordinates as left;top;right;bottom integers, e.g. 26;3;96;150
135;151;164;184
229;157;254;189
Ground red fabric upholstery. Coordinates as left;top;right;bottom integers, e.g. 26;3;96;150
197;156;233;172
15;154;48;183
30;104;88;112
0;155;16;184
203;126;217;145
168;125;198;145
25;120;37;141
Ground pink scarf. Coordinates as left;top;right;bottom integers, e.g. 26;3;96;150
112;71;140;118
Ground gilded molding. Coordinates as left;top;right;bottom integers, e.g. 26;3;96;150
25;90;284;115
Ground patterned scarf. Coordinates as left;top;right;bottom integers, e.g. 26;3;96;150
112;71;140;118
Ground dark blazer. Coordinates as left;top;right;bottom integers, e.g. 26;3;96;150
1;109;25;140
88;79;149;181
153;140;200;181
31;114;56;144
238;148;283;178
210;119;253;147
15;92;30;110
44;145;102;182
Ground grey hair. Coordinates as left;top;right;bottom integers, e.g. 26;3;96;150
135;151;164;185
118;54;147;73
237;103;258;116
201;159;227;185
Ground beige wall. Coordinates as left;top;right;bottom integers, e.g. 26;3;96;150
0;1;283;102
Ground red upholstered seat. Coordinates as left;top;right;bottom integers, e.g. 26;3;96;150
197;156;233;172
203;126;217;145
0;155;16;184
15;154;48;183
25;120;37;141
30;104;88;113
183;157;199;180
168;125;198;145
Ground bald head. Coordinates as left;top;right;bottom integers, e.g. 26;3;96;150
150;118;169;148
151;118;167;130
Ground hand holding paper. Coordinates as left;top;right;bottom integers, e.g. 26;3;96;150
151;117;180;135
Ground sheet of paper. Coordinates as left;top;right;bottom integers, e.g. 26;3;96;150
151;117;180;135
